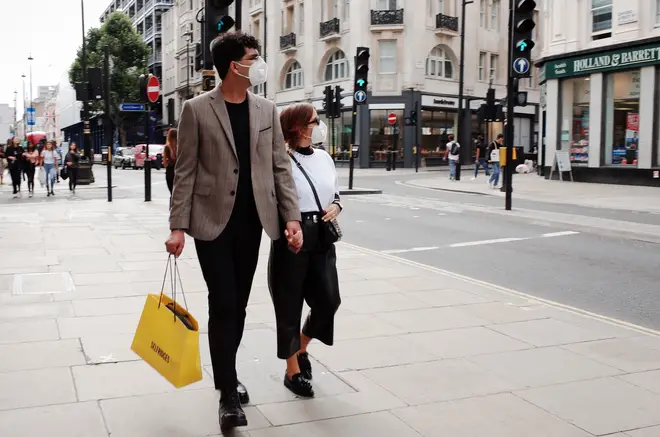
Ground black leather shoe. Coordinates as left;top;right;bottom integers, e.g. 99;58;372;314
237;380;250;405
219;391;248;431
297;352;312;380
284;373;314;398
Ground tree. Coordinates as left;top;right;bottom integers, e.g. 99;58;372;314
69;12;150;147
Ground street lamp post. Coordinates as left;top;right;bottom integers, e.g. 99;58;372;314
28;55;33;133
21;74;27;140
456;0;473;181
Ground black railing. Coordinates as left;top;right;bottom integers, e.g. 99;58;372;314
280;32;296;50
320;17;340;38
436;13;458;32
370;9;404;25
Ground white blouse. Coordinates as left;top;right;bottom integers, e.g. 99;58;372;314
289;149;339;213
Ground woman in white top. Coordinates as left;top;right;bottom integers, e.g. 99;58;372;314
268;103;342;398
40;140;59;197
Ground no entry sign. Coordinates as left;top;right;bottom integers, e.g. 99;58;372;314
387;113;397;125
147;75;160;103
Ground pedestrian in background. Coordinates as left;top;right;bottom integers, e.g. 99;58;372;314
23;142;39;197
6;138;24;197
0;142;6;185
163;127;177;197
40;140;59;197
472;135;490;180
443;134;461;181
268;103;342;399
488;133;504;189
65;142;80;194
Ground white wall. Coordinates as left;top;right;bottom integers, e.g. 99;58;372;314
0;104;12;141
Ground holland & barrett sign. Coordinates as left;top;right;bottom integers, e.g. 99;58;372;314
545;43;660;79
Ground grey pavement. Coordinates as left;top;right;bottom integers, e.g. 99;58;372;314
2;197;660;436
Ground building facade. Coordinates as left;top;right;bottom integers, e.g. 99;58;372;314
241;0;541;168
0;104;12;141
538;0;660;185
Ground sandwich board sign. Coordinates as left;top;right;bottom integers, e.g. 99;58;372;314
550;150;574;182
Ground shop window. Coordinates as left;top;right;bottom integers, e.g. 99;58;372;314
369;109;404;163
559;77;590;164
604;70;640;166
319;110;352;161
420;109;456;158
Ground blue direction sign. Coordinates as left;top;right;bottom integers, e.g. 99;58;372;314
513;57;531;75
354;90;367;103
26;107;36;126
120;103;146;112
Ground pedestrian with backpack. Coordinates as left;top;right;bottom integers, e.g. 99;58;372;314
443;134;460;181
488;134;504;188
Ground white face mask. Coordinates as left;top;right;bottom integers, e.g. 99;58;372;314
235;56;268;87
311;120;328;144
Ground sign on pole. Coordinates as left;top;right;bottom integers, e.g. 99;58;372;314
354;90;367;104
26;107;36;126
120;103;146;112
512;58;531;76
146;75;160;103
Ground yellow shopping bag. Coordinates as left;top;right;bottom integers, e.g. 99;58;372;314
131;256;202;388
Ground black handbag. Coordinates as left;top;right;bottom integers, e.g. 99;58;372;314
289;153;342;246
60;166;69;180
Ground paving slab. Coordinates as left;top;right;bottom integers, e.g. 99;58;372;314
0;338;85;371
0;318;59;343
0;402;108;437
563;337;660;373
0;367;77;410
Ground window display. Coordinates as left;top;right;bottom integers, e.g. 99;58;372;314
560;77;590;164
369;110;404;163
604;70;640;165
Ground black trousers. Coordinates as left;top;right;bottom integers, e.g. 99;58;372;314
9;167;21;193
268;217;341;360
195;213;262;395
69;167;78;190
25;165;35;192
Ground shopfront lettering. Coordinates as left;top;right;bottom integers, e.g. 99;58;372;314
544;43;660;80
433;99;456;106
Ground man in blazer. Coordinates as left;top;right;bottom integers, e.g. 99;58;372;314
165;32;302;431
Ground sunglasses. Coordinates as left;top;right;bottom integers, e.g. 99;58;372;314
308;117;320;126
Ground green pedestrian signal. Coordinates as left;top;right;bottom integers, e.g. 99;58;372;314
357;79;365;87
516;39;535;52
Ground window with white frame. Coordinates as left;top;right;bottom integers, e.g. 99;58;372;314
479;52;486;81
375;0;397;11
480;0;486;27
490;0;499;30
591;0;612;36
489;54;498;81
379;40;397;74
253;83;264;95
284;61;303;89
324;50;349;81
425;46;454;79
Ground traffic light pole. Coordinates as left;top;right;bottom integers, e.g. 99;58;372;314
348;98;357;190
330;116;336;161
414;100;420;173
104;45;113;202
456;0;473;181
144;104;152;202
505;0;515;210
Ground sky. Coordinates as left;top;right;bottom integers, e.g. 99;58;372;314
0;0;109;116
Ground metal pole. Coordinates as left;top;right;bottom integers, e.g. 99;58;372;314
331;115;336;161
28;55;33;133
81;0;92;161
145;102;152;202
21;76;26;140
414;99;419;173
104;45;113;202
456;0;472;181
186;39;190;99
348;92;357;190
505;0;514;210
263;0;267;97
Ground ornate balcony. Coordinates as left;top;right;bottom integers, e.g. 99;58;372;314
280;32;297;52
370;9;404;31
435;13;459;35
320;17;340;40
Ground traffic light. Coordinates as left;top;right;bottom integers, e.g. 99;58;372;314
205;0;235;47
333;85;344;118
323;85;334;117
88;68;103;101
202;70;216;92
410;110;417;126
486;87;496;120
353;47;370;105
512;0;536;78
194;43;203;72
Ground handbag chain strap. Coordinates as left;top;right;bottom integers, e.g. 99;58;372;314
158;255;189;319
288;152;325;213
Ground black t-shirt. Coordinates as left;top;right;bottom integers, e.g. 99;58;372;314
225;99;258;221
476;141;487;159
5;146;23;169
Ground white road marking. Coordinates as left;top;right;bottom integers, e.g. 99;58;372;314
449;237;531;248
382;246;439;254
541;231;580;238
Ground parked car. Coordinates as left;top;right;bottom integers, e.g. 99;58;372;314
113;147;136;169
134;144;164;170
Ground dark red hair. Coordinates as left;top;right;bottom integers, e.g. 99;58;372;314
279;103;315;148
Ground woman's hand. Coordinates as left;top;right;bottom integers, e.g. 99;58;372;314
322;203;341;222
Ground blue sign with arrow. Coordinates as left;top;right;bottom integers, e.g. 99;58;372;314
513;57;531;75
120;103;146;112
354;90;367;104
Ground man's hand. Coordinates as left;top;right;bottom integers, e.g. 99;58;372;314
322;204;341;222
165;230;185;258
284;221;303;252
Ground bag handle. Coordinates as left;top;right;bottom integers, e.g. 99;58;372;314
158;255;189;321
288;151;325;213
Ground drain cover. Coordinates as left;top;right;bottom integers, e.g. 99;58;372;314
12;272;75;295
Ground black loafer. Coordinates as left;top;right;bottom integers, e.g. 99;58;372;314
297;352;312;380
219;391;248;431
284;373;314;398
237;380;250;405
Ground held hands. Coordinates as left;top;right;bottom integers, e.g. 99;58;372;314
322;203;341;222
165;230;186;258
284;221;303;253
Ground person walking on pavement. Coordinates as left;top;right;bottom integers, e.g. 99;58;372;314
6;138;24;198
164;32;302;432
65;142;81;194
0;142;6;185
472;135;490;180
163;128;177;198
23;142;39;197
488;134;504;189
268;103;342;399
40;140;59;197
443;134;460;181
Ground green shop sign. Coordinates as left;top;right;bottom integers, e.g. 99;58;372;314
544;42;660;79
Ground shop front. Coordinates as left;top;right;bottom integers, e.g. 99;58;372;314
539;37;660;186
